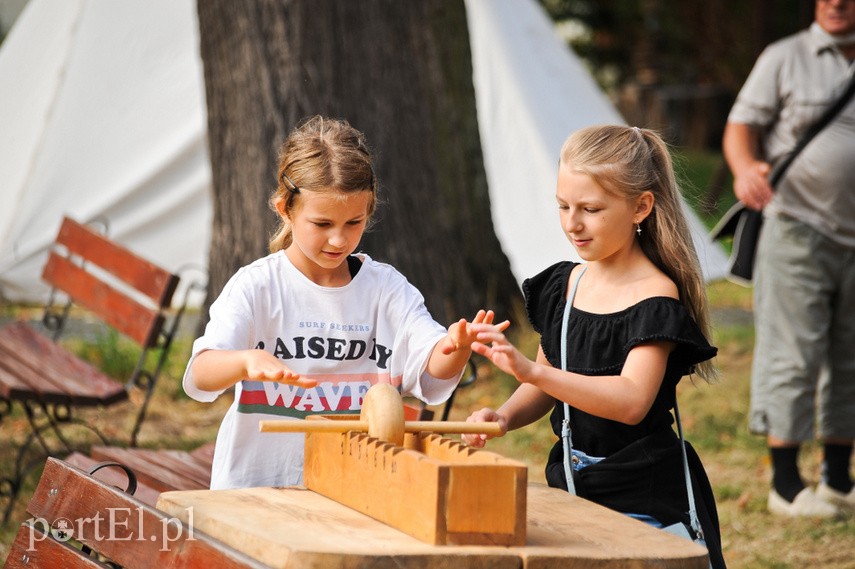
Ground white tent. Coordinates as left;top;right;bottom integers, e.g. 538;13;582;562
0;0;727;306
0;0;210;304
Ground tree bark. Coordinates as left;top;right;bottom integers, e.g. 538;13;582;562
196;0;521;329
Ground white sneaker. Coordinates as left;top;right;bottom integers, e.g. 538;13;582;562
767;488;839;518
816;482;855;511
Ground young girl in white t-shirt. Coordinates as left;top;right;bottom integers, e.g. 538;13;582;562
184;115;505;490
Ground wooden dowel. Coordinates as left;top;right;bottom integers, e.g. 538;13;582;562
404;421;504;436
259;420;367;433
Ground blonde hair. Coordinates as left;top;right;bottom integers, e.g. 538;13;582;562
269;115;378;252
560;125;715;381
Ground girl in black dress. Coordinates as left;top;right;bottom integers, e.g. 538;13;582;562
464;125;726;568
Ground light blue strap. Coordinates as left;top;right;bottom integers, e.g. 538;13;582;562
561;265;586;495
673;398;704;539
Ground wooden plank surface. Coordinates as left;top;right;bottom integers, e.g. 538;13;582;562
55;217;179;308
189;441;216;465
27;458;268;569
64;452;162;508
157;484;709;569
4;523;109;569
89;447;210;492
521;485;708;569
158;486;519;569
42;253;164;347
0;322;126;405
92;446;212;486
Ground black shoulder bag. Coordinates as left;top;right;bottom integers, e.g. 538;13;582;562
711;72;855;285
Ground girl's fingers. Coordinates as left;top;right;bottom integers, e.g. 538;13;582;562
475;331;507;343
470;341;490;357
280;371;315;388
470;322;506;333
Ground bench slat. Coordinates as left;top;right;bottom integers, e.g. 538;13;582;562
0;359;36;401
4;523;109;569
151;449;213;484
55;217;179;308
188;441;216;466
0;323;126;405
42;253;164;347
89;447;210;492
26;458;270;569
64;452;162;507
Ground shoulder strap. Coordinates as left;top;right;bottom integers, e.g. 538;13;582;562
674;397;704;539
770;71;855;188
560;265;586;495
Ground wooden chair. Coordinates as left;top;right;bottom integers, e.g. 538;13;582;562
0;217;201;523
2;458;269;568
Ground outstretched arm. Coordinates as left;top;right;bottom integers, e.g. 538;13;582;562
462;344;555;448
189;349;317;392
470;323;673;425
426;309;509;380
462;361;555;448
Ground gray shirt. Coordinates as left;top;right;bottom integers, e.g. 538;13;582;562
728;22;855;248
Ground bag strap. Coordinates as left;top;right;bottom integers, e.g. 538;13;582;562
560;265;586;495
769;71;855;188
711;71;855;243
559;264;703;537
674;397;704;540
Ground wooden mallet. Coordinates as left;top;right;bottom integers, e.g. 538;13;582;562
259;383;502;446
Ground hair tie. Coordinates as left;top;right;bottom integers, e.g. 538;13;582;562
282;172;300;194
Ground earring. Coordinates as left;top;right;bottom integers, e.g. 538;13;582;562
635;223;642;236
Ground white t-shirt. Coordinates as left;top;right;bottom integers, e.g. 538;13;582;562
183;252;460;489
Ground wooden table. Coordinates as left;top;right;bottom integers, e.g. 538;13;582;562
157;483;708;569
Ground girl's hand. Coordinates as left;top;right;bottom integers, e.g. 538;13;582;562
442;309;510;354
470;323;535;382
462;407;507;447
244;349;317;388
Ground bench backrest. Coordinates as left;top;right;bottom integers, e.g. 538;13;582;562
4;458;268;569
42;217;179;348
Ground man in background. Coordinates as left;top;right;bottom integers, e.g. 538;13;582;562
723;0;855;517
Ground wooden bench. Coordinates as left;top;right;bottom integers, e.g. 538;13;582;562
87;444;214;498
3;457;269;568
0;217;198;523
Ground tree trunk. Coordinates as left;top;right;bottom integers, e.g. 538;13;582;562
196;0;521;329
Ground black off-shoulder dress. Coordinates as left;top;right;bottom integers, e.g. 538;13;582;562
524;261;726;569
